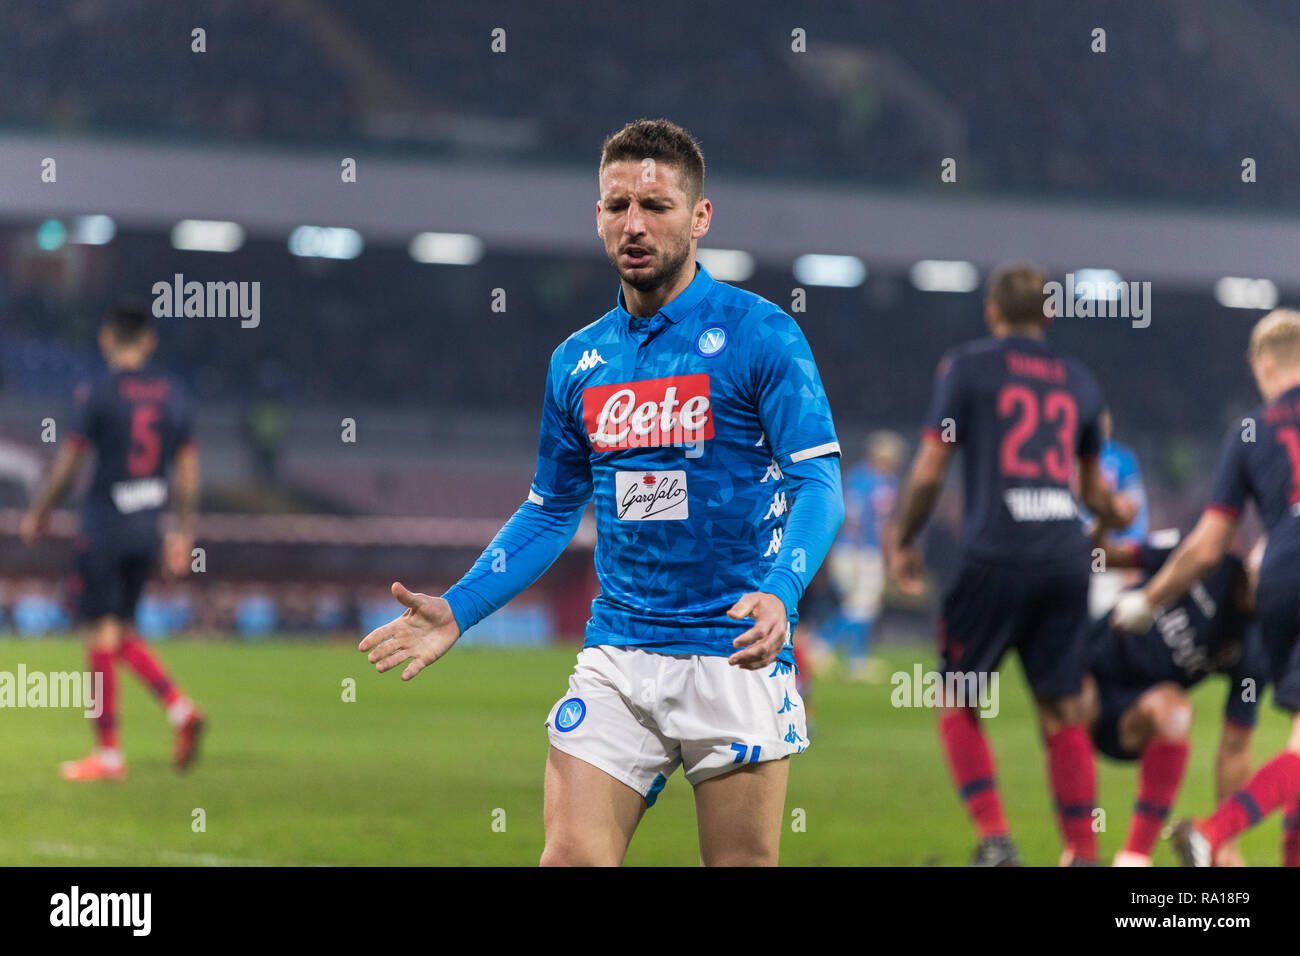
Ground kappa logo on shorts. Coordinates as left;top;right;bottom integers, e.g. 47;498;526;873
554;697;586;732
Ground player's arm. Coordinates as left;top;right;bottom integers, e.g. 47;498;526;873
890;436;954;595
1113;509;1237;632
20;441;88;544
1078;455;1138;531
1114;423;1246;632
732;453;844;669
164;442;200;576
360;356;592;681
731;309;844;669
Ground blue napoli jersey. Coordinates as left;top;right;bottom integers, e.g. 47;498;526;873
1078;439;1149;544
69;364;194;545
838;464;897;550
1089;545;1263;727
530;264;841;661
1209;384;1300;583
924;335;1105;568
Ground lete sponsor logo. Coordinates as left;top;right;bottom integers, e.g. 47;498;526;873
583;374;713;451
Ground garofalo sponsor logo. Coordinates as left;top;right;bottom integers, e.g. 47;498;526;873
0;665;103;717
152;273;261;328
50;886;151;936
891;665;1000;718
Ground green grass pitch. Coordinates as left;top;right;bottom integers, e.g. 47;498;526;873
0;636;1288;866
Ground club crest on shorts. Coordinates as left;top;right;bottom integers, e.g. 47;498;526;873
695;326;727;357
554;697;586;732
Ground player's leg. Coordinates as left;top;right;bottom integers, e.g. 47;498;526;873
61;613;126;781
61;544;127;782
1284;793;1300;867
1024;569;1097;865
694;758;789;866
113;550;204;769
676;651;806;865
846;548;885;683
935;561;1019;864
1114;683;1191;866
540;746;647;866
1177;710;1300;864
1173;585;1300;865
539;647;677;866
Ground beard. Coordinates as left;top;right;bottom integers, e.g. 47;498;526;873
607;234;692;293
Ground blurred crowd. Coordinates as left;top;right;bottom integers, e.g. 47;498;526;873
1;0;1294;206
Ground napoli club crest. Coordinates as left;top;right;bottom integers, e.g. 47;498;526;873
555;697;586;732
695;326;727;357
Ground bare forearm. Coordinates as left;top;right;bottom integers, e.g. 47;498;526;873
29;451;83;517
1144;540;1216;607
172;449;200;535
898;481;941;549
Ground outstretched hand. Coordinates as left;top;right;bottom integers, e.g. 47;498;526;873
358;583;461;682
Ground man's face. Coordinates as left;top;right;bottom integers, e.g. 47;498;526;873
597;160;706;293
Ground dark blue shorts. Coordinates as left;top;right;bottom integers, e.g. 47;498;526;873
70;538;157;623
1253;577;1300;713
939;559;1090;699
1090;678;1146;761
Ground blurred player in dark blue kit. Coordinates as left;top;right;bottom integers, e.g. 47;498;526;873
1085;530;1265;867
22;304;204;782
891;264;1137;866
1113;308;1300;866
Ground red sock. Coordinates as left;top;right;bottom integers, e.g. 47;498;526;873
1200;751;1300;850
1283;796;1300;867
118;633;182;706
1125;738;1189;856
939;709;1009;838
1046;725;1098;861
89;648;119;750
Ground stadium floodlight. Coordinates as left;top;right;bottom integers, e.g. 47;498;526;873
172;219;245;253
36;219;66;251
1072;268;1124;300
909;259;979;293
288;226;363;260
793;254;866;288
1215;276;1278;311
696;248;755;282
71;215;116;246
409;232;484;265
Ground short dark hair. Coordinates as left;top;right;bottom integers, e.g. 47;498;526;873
986;263;1049;327
103;302;153;344
599;118;705;203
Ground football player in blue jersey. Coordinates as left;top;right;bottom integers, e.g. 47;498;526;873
1112;309;1300;867
361;119;844;866
821;431;903;682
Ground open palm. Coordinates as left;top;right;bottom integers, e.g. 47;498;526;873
358;582;461;681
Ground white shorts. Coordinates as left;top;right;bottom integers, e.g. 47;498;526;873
545;645;809;806
828;545;885;621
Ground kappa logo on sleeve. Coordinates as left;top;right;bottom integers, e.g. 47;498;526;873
582;374;713;451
